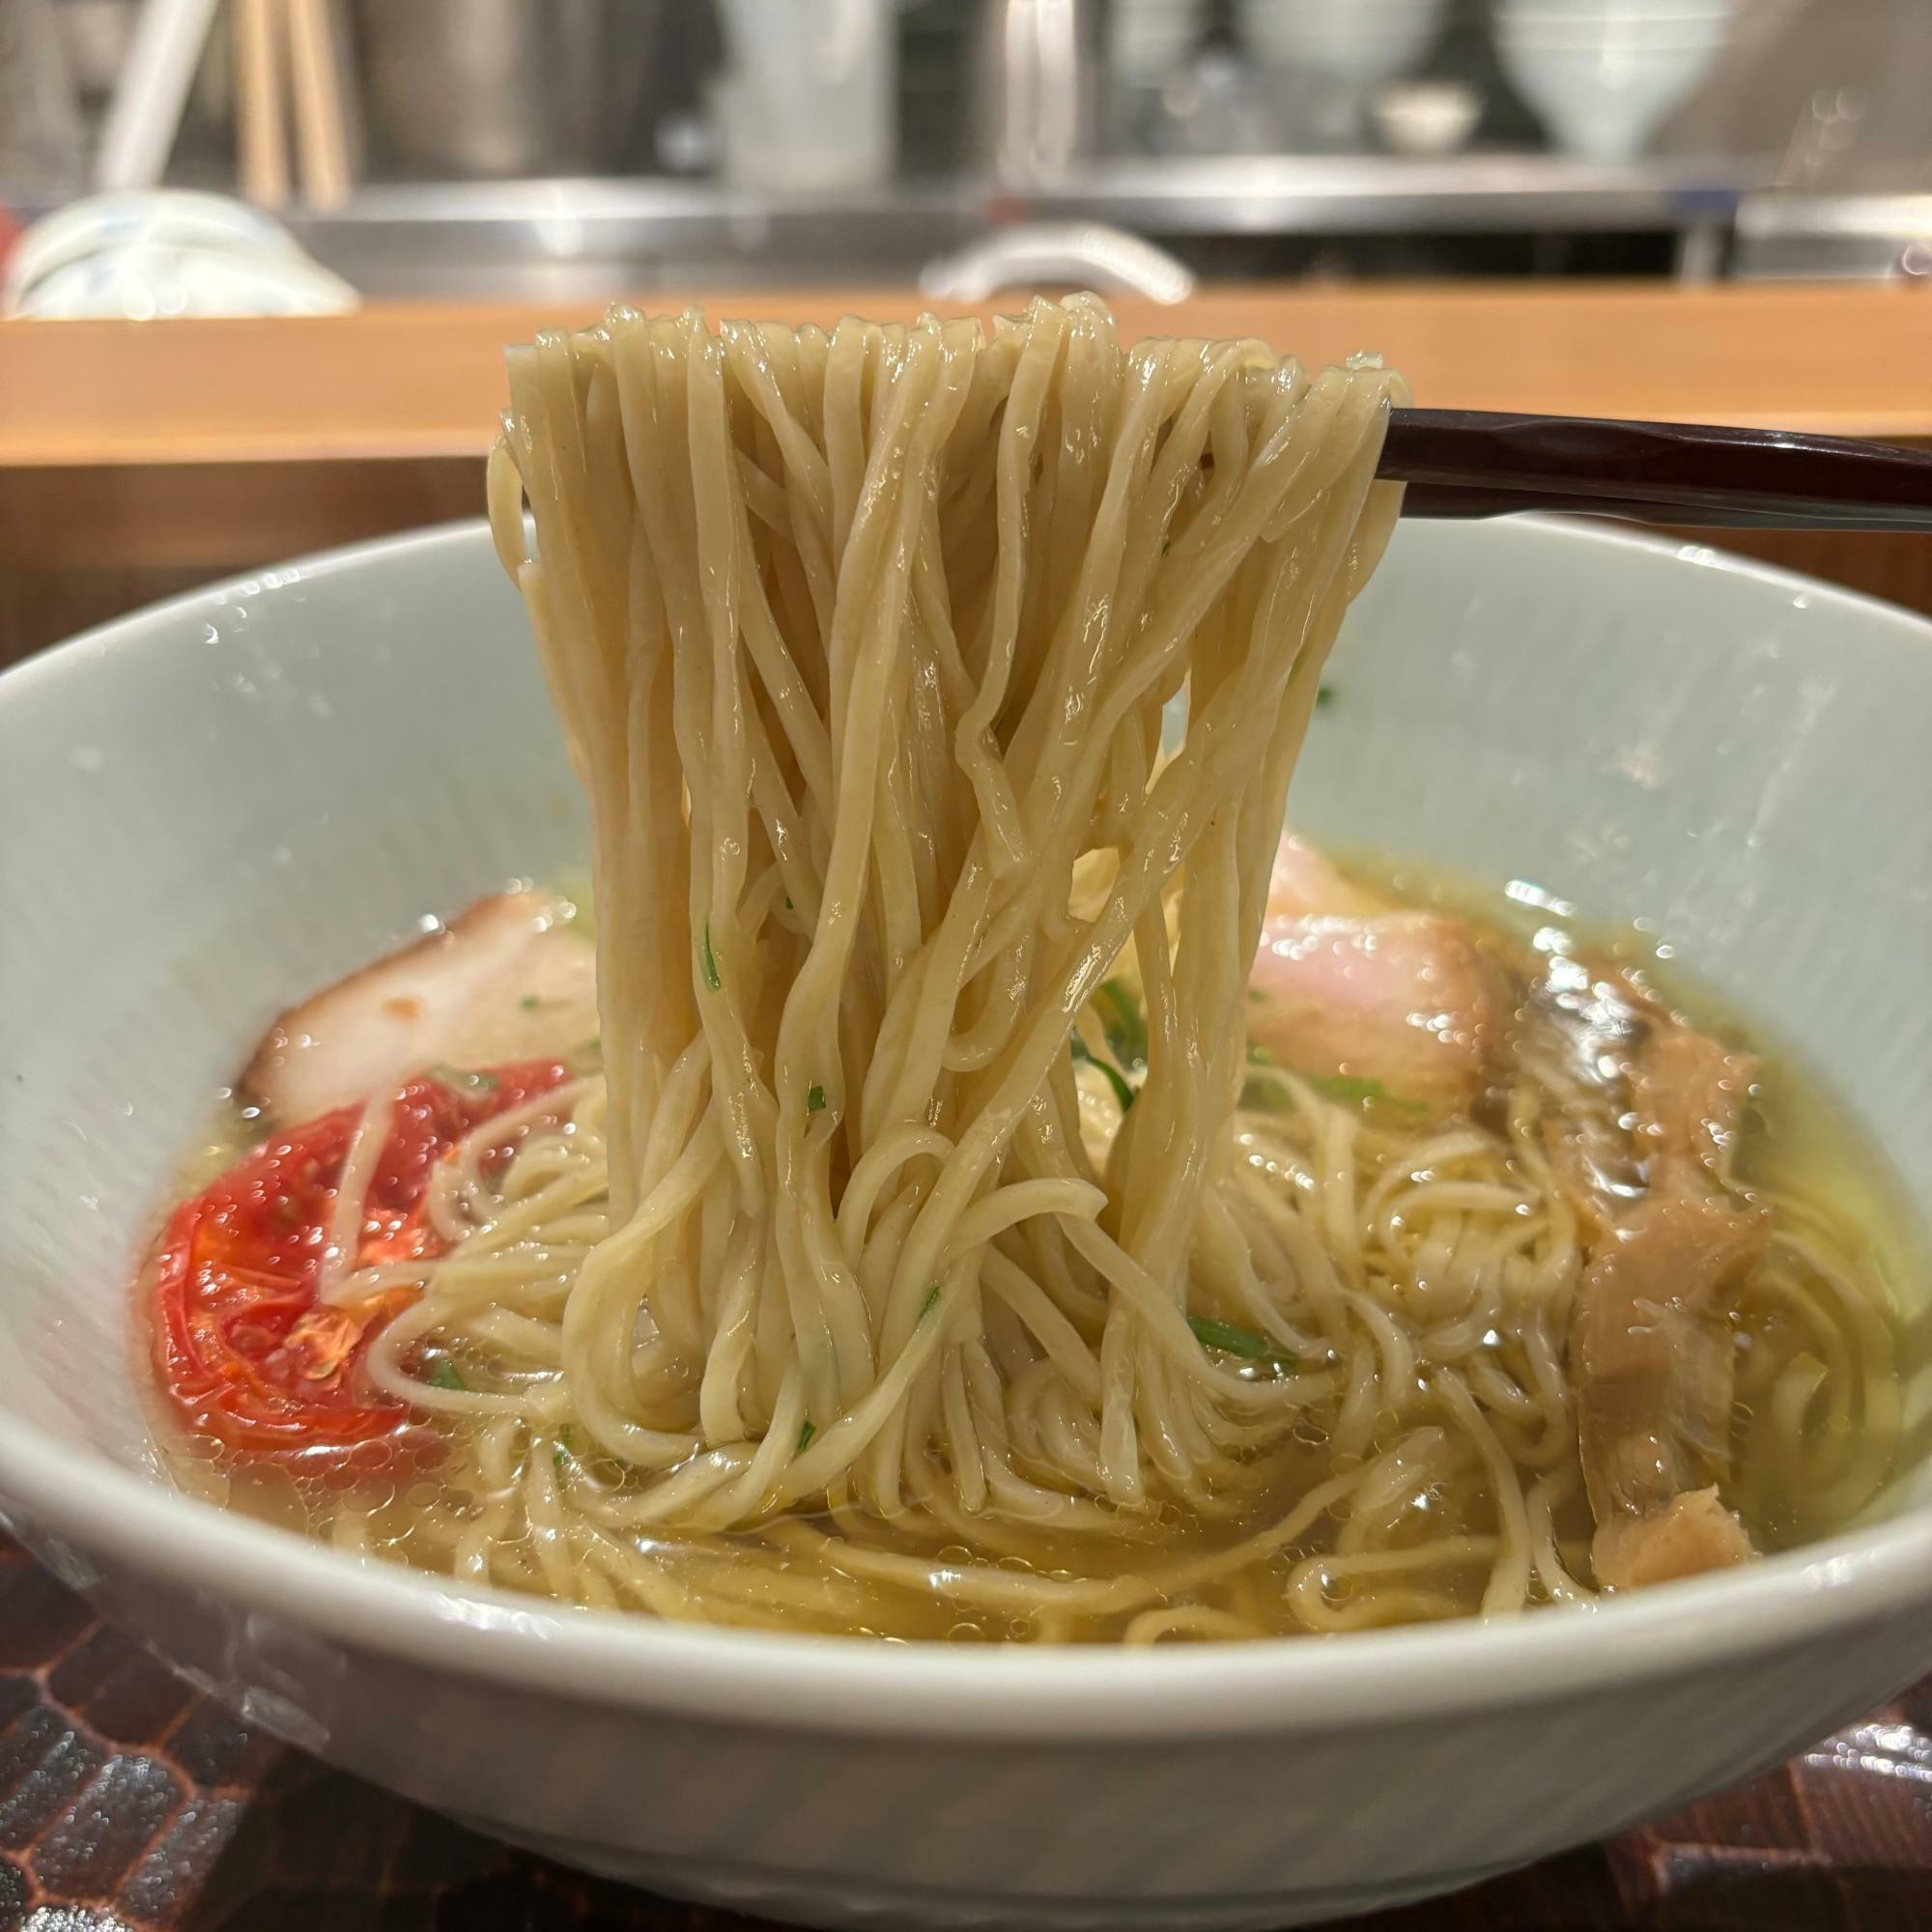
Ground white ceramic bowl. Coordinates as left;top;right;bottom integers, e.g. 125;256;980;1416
2;189;358;320
2;518;1930;1931
1497;0;1735;18
1371;78;1485;155
1498;3;1735;18
1497;30;1728;158
1239;0;1448;84
1497;21;1734;51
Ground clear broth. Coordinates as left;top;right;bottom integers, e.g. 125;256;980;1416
146;866;1926;1641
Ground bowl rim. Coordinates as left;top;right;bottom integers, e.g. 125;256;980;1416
3;513;1930;1746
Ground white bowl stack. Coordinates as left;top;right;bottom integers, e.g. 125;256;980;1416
1238;0;1449;87
1111;0;1207;86
1494;0;1736;161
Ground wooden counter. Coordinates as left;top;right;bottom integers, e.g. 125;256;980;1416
2;279;1928;653
6;280;1930;469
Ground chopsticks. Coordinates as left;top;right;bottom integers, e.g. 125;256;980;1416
234;0;290;207
232;0;352;210
1379;410;1932;533
99;0;351;206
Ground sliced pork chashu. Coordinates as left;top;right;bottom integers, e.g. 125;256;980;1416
241;889;598;1121
1248;836;1506;1122
1520;962;1769;1590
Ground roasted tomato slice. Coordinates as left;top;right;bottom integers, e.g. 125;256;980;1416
152;1059;570;1463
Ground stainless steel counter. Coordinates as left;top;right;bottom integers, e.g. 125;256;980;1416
284;155;1767;301
1732;192;1932;282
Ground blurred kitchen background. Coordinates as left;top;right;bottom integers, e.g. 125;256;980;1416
2;0;1930;310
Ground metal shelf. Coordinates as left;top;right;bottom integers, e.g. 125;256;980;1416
284;156;1769;299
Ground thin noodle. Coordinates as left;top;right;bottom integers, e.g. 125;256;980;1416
185;298;1904;1644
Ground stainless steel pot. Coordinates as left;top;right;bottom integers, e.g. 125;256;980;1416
971;0;1102;182
352;0;669;178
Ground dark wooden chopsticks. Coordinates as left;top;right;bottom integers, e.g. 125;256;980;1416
1379;410;1932;533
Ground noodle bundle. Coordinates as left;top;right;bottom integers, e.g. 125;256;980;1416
483;298;1403;1533
220;296;1893;1639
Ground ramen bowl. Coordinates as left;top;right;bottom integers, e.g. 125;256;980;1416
1;517;1928;1930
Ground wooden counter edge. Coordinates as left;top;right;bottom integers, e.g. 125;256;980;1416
2;280;1928;469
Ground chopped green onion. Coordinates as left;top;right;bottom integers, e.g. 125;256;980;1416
1303;1072;1429;1116
520;993;542;1010
699;921;722;991
807;1083;827;1114
797;1420;815;1452
1187;1316;1295;1373
1242;1056;1428;1119
554;1423;577;1470
1316;683;1336;709
1095;978;1148;1071
1070;1031;1136;1113
922;1284;943;1318
425;1359;465;1391
431;1065;497;1094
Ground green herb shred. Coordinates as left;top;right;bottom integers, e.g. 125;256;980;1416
520;993;542;1010
797;1420;815;1452
1069;1031;1136;1112
922;1284;943;1318
699;921;723;991
1316;683;1336;709
1187;1316;1295;1373
425;1359;466;1391
1095;978;1148;1071
807;1083;827;1113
